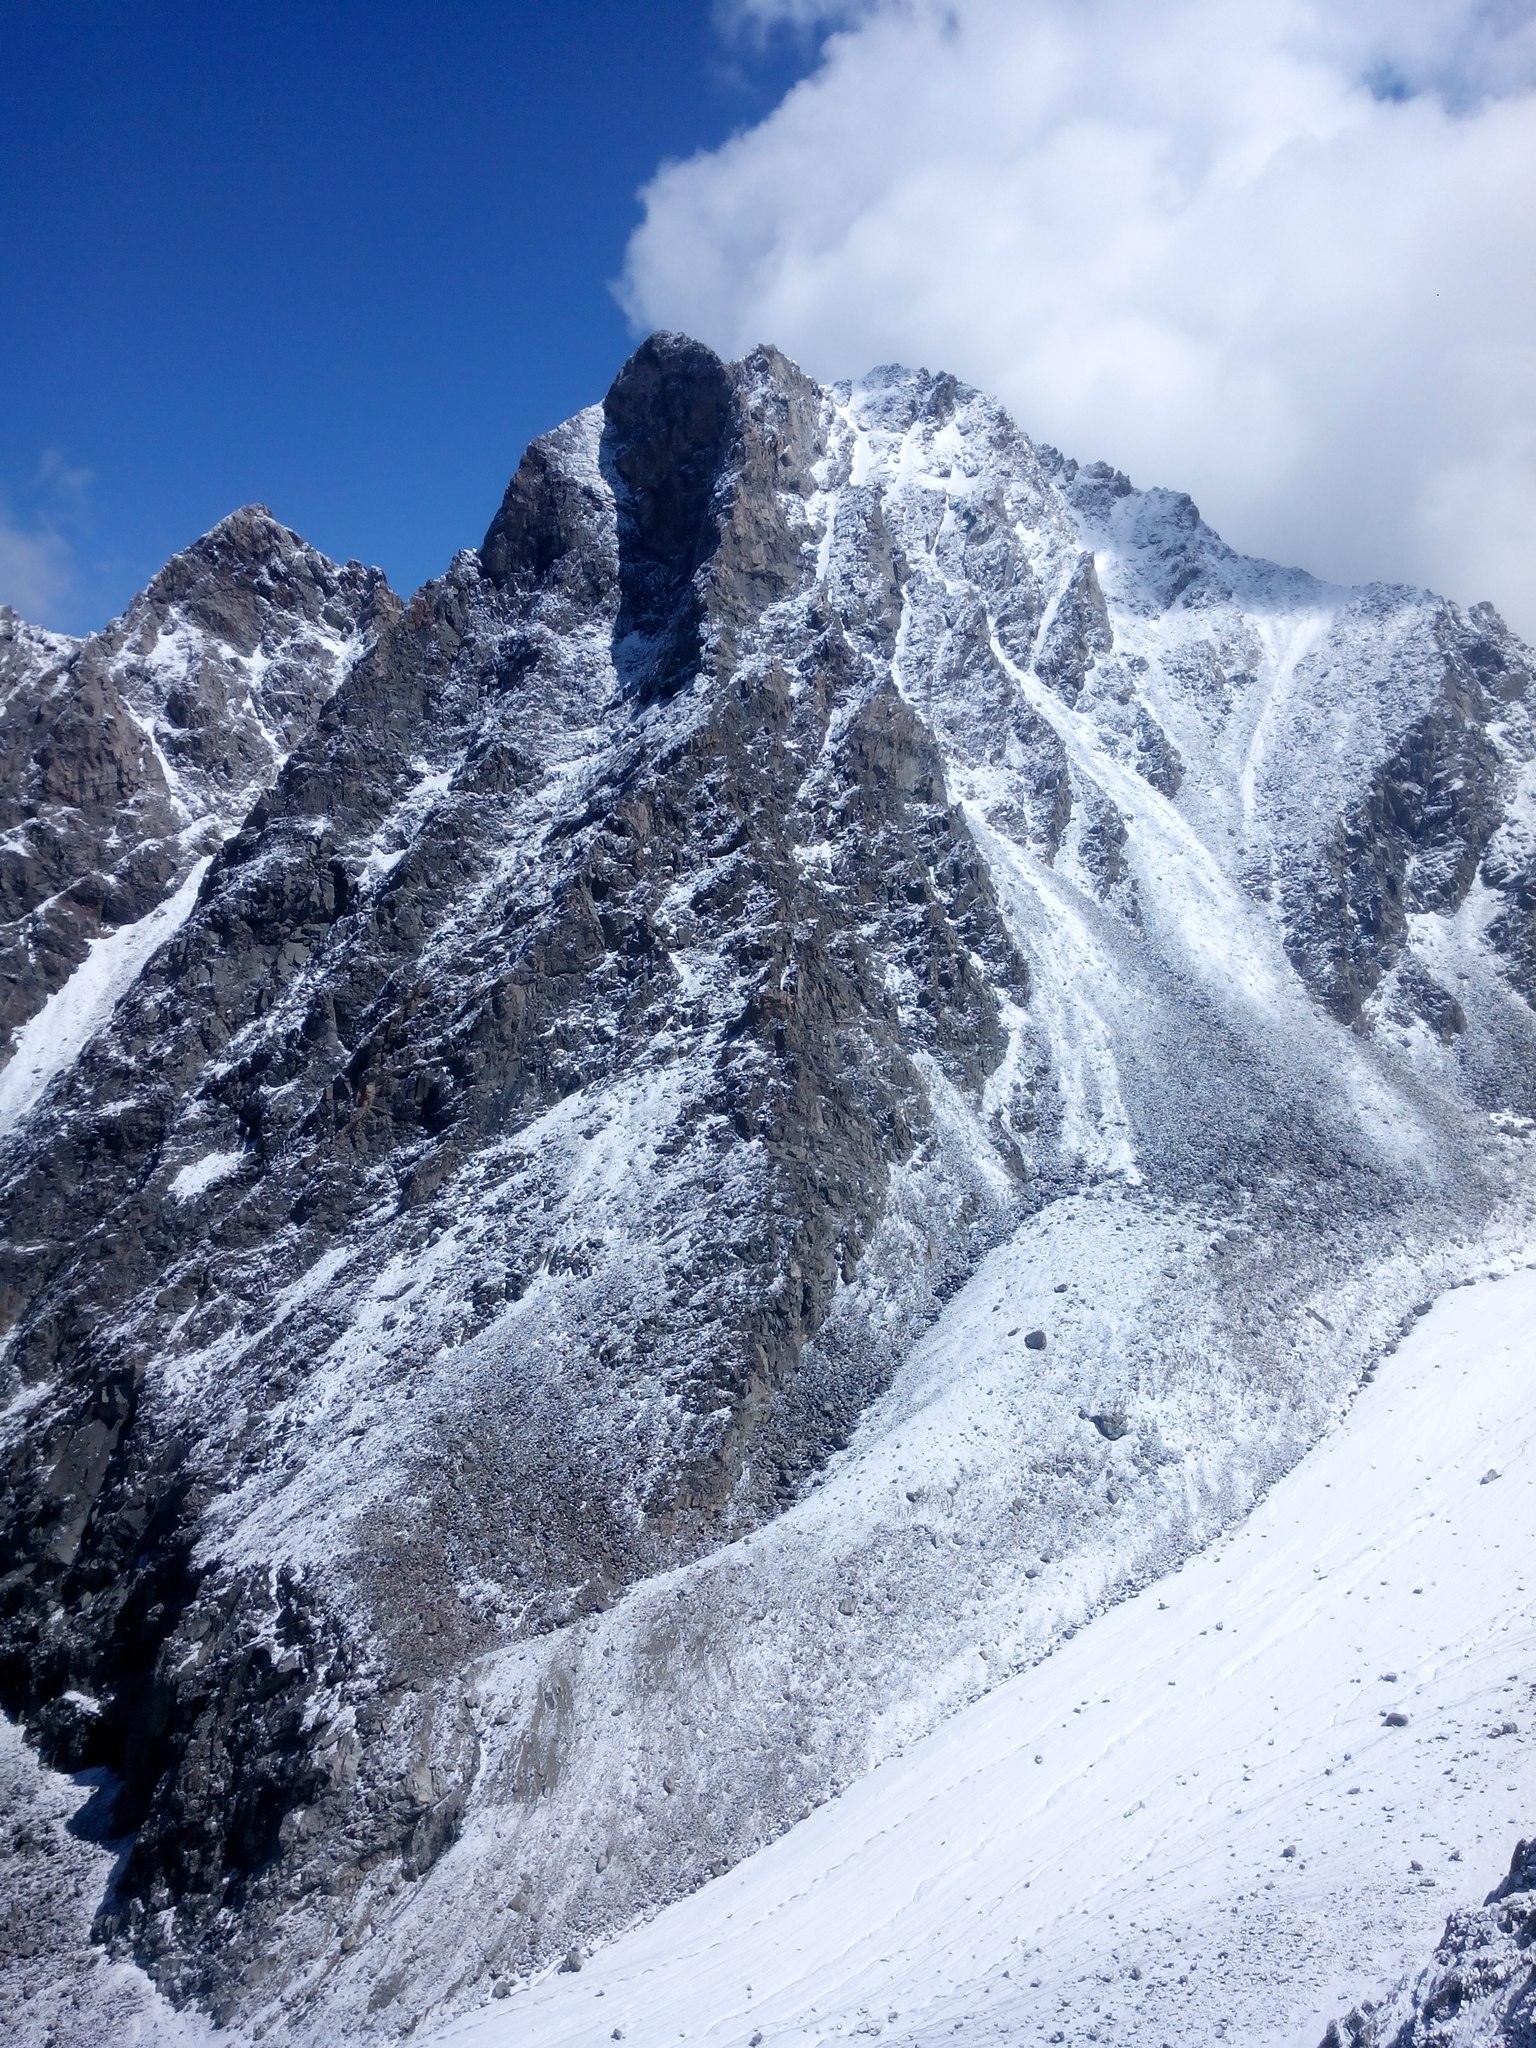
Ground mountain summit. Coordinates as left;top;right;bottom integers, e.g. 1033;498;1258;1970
2;334;1534;2042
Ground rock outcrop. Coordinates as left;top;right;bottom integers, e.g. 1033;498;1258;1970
1322;1835;1536;2047
0;508;396;1076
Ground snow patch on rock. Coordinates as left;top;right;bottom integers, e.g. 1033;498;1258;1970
0;857;210;1138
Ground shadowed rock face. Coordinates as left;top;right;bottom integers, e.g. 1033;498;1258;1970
0;511;397;1059
1282;605;1532;1029
1;334;1535;2037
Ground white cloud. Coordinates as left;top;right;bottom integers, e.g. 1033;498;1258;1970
0;452;91;626
0;512;73;625
624;0;1536;635
713;0;875;38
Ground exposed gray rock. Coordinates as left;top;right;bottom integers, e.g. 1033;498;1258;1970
1034;549;1112;705
1320;1835;1536;2047
1283;610;1521;1026
0;512;395;1076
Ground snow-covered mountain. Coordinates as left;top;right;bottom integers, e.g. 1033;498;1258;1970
0;510;397;1131
1;334;1534;2045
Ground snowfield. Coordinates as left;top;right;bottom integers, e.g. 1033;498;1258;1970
439;1261;1536;2048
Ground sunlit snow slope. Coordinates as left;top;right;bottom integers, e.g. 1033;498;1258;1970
0;858;212;1138
441;1261;1536;2048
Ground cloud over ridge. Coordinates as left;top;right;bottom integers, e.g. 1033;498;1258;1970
627;0;1536;632
0;513;74;627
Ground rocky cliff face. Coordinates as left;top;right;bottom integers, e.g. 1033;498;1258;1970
0;508;396;1097
2;335;1535;2041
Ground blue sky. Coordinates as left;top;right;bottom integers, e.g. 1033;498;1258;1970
0;1;815;630
5;1;1532;637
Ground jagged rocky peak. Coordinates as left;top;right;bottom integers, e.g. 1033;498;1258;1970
0;333;1042;2016
0;334;1535;2043
479;331;830;704
103;502;398;812
0;509;398;1076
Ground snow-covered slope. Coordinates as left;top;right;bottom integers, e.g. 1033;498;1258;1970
0;1713;202;2047
1;336;1534;2041
1322;1837;1536;2047
439;1259;1536;2048
0;858;212;1139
